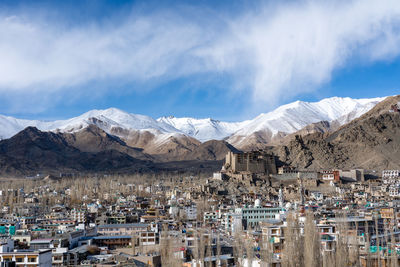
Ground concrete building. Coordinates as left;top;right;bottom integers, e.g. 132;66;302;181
139;231;159;246
383;170;400;185
234;200;283;229
12;233;31;247
30;239;54;250
271;170;319;183
339;169;365;182
203;212;218;224
51;247;69;267
223;213;243;233
383;170;400;178
97;223;148;236
0;239;14;253
320;170;340;181
182;205;197;221
277;166;297;174
70;209;85;223
92;235;132;249
107;214;126;224
0;249;52;266
389;185;400;197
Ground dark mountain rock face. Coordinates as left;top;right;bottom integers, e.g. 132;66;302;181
0;125;239;176
61;124;153;161
181;140;241;161
0;127;153;176
270;95;400;171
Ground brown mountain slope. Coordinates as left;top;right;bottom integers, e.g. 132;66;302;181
180;140;240;161
108;127;201;157
0;126;239;176
229;120;339;150
0;127;154;176
141;135;201;156
270;95;400;170
271;121;334;146
62;125;153;161
226;129;274;151
108;126;237;161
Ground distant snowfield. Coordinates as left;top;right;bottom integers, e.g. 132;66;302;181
0;96;386;142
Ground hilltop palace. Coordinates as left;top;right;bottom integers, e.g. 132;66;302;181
213;151;277;186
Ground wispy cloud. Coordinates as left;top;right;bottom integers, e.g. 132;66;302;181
0;0;400;112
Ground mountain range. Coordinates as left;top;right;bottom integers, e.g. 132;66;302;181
269;95;400;171
0;96;384;147
0;95;397;176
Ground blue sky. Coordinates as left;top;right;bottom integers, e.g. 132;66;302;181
0;0;400;121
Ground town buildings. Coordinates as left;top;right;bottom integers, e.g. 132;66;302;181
0;162;399;266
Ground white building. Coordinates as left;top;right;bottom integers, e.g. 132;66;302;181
0;248;52;266
203;212;218;224
311;191;324;201
383;170;400;185
70;209;86;223
224;213;243;233
234;200;283;229
383;170;400;178
389;184;400;197
182;205;197;221
0;239;14;253
139;231;158;246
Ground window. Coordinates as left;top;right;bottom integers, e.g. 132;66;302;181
16;257;24;262
28;257;37;262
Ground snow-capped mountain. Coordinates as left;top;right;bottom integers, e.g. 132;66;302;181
0;108;177;140
157;116;247;142
226;96;385;148
0;97;386;148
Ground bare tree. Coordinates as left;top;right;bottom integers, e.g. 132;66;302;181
216;232;222;266
281;212;303;267
160;224;181;267
390;228;398;267
245;232;254;267
375;216;382;267
260;231;273;267
233;230;244;267
334;212;350;267
304;212;321;267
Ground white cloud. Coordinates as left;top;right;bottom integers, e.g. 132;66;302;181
0;12;213;91
202;0;400;105
0;0;400;109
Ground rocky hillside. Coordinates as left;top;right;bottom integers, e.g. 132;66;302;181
62;125;154;161
271;95;400;170
0;127;154;176
0;125;237;176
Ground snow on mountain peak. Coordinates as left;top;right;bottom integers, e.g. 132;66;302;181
156;116;244;142
0;96;386;143
231;96;385;139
